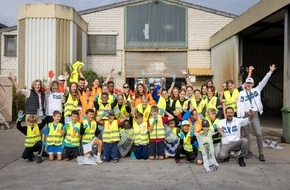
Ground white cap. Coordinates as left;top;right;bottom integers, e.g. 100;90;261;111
58;75;65;80
245;78;254;83
181;120;190;126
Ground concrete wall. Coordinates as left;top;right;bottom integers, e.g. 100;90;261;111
211;35;239;91
0;76;12;122
188;8;233;69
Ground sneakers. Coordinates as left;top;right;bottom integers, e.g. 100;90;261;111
238;157;246;167
259;154;265;162
93;155;103;164
175;160;181;166
36;156;42;164
96;156;103;164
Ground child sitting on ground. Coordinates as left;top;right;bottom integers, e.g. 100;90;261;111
80;109;103;164
165;119;179;158
62;110;81;161
174;120;198;165
16;111;46;163
118;119;134;157
43;110;64;161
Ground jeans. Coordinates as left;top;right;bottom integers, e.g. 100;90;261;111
242;112;263;154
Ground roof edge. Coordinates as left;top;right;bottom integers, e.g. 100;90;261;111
210;0;290;48
78;0;237;19
0;25;17;33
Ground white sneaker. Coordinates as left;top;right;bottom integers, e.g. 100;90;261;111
270;141;284;150
94;155;103;164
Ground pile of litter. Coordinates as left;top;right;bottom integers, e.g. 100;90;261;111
263;139;284;149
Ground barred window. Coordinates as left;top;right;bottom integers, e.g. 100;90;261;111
87;35;116;55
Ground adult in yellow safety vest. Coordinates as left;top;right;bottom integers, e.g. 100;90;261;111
222;80;239;117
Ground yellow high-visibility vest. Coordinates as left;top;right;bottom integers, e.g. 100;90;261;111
64;122;81;147
224;89;239;112
82;120;97;143
149;115;165;139
133;120;149;145
46;123;63;146
25;124;41;147
103;120;120;143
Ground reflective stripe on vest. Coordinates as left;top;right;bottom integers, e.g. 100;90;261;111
64;122;81;146
191;98;206;114
97;103;111;120
103;120;120;143
133;120;149;145
25;124;41;147
82;120;97;143
137;105;151;122
149;115;165;139
113;104;129;119
46;123;63;146
182;132;193;152
208;118;222;143
224;89;239;112
64;93;78;117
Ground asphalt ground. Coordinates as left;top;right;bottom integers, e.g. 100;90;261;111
0;116;289;190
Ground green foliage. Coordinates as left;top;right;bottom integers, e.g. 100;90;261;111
82;69;104;87
12;87;26;121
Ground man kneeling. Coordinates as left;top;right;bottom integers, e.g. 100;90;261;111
217;107;253;167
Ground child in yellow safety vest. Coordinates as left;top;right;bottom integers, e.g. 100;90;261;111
175;120;198;165
133;113;149;159
16;112;46;164
62;110;81;161
43;110;64;161
148;105;174;160
97;110;122;163
80;108;103;164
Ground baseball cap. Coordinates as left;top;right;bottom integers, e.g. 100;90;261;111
245;78;254;84
58;75;65;81
181;120;190;126
107;110;115;116
201;120;209;127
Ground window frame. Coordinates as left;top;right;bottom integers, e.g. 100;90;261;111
87;34;117;55
4;35;17;57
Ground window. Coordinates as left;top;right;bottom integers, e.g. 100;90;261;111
87;35;116;55
4;35;17;57
126;1;186;49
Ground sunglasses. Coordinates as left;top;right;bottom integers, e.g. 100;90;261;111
123;86;129;88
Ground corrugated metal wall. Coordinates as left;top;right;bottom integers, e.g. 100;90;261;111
56;19;70;74
18;20;26;87
243;43;283;109
25;18;56;86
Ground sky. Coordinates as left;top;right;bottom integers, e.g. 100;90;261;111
0;0;260;27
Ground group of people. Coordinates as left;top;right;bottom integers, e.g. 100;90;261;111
9;64;276;168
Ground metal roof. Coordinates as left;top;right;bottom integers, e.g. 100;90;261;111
78;0;237;19
0;26;17;34
210;0;290;48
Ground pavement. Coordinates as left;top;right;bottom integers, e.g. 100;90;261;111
0;116;289;190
